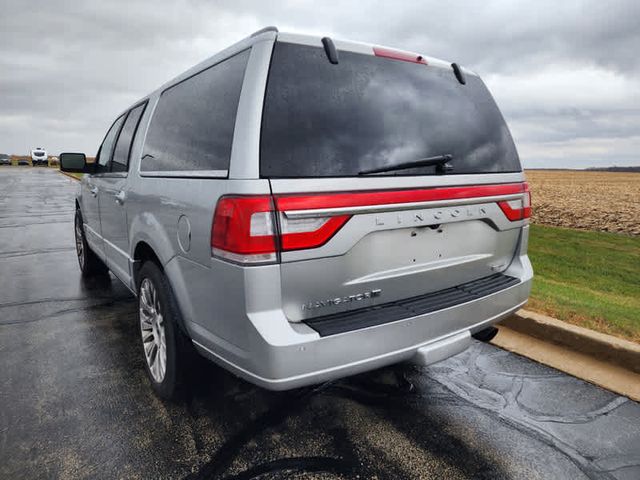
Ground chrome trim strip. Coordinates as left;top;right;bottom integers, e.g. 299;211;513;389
84;223;101;239
84;224;132;264
139;170;228;178
284;193;523;219
103;236;132;261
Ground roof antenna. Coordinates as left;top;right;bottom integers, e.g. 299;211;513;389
451;63;466;85
321;37;339;64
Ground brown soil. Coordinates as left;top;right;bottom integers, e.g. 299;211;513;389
525;170;640;236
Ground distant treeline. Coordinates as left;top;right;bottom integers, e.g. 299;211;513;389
527;166;640;173
585;166;640;172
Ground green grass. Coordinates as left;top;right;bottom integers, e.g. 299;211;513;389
528;224;640;342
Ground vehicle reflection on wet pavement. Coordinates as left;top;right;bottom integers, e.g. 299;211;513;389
1;168;639;479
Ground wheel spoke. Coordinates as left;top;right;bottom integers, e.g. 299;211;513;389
150;343;158;364
140;312;153;328
150;285;158;314
140;306;154;321
158;343;166;379
141;330;154;343
140;281;152;310
143;339;155;358
150;346;160;380
75;218;84;266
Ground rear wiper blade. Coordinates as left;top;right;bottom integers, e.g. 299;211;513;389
359;154;453;175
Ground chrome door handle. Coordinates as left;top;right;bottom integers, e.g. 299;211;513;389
89;186;98;197
114;190;126;205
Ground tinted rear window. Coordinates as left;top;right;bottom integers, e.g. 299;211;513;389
141;49;250;172
261;43;521;177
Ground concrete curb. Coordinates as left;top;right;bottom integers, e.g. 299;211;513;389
500;309;640;375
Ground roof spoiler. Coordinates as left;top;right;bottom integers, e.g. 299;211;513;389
250;26;278;37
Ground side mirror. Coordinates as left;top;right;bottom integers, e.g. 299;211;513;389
60;152;88;173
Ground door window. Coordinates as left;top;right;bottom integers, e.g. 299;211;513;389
112;102;147;173
95;114;126;174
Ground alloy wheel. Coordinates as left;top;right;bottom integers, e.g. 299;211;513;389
139;278;167;383
75;216;85;268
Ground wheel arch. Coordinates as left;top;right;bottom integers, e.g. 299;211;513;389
132;240;191;338
132;240;163;288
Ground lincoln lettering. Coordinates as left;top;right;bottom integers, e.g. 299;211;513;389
374;205;488;227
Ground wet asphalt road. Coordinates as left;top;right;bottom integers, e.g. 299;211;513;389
0;167;639;480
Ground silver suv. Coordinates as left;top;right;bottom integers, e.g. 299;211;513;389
61;28;533;400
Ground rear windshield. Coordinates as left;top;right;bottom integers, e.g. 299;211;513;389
261;42;521;178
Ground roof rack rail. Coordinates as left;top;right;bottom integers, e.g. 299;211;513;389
250;26;278;37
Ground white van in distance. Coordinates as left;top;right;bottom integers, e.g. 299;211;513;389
31;147;48;166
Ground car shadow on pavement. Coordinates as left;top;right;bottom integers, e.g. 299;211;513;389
174;357;507;479
93;291;505;479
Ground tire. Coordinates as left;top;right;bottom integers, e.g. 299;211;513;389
75;209;108;277
137;261;194;401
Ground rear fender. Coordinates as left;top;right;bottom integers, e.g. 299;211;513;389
129;213;176;285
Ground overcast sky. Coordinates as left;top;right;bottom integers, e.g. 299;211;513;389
1;0;638;168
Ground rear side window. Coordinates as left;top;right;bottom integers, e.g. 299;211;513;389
96;114;126;174
112;102;147;173
141;49;250;172
261;43;521;177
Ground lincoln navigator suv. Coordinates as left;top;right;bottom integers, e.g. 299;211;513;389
60;27;533;400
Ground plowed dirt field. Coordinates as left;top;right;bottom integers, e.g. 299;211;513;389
526;170;640;236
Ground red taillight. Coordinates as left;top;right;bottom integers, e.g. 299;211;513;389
498;182;531;221
211;196;277;264
211;195;350;264
373;47;427;65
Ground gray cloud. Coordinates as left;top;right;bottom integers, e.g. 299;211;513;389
0;0;638;167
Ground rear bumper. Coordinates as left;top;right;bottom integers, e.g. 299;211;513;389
190;254;533;391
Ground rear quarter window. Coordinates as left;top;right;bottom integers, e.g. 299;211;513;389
141;49;250;172
261;42;521;178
